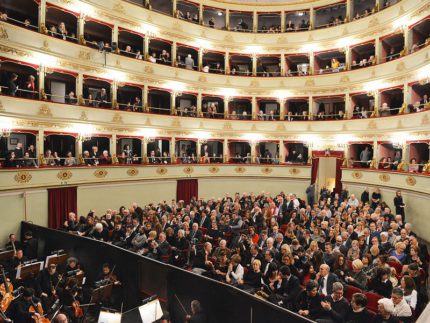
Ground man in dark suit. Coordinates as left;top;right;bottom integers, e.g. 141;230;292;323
96;88;109;108
188;223;203;245
319;282;350;323
361;187;370;204
262;250;278;282
393;190;406;222
192;242;213;275
317;264;339;296
268;266;301;310
155;232;170;260
420;94;429;106
198;211;210;229
245;244;264;268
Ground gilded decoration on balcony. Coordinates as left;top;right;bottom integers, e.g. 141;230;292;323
289;168;300;176
183;166;194;174
351;171;363;179
127;168;139;177
94;169;108;178
0;26;8;39
57;170;72;181
37;104;53;118
156;167;168;175
14;171;32;184
208;166;220;174
261;167;273;175
405;176;416;186
379;173;390;182
234;166;246;174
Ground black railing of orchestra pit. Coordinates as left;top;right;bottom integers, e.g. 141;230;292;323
21;222;313;323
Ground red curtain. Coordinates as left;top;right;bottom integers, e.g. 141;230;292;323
335;158;343;194
311;158;319;184
48;187;77;229
177;179;198;204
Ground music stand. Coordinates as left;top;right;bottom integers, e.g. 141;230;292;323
45;253;68;268
137;299;163;323
91;283;114;305
98;310;121;323
16;261;43;280
0;250;14;264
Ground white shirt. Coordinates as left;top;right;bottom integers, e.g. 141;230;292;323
229;264;244;282
393;299;412;317
403;290;418;310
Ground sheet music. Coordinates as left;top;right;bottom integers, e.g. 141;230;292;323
16;261;44;280
44;254;56;268
98;311;122;323
138;299;163;323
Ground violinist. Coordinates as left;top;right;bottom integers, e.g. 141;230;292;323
59;278;82;323
5;233;22;252
185;300;206;323
5;288;42;323
64;257;83;276
97;264;121;308
37;264;60;312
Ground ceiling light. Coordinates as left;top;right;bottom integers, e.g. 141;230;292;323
218;12;223;16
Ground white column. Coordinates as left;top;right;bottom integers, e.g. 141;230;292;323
199;3;203;25
280;53;286;76
403;82;411;112
226;9;230;30
172;41;177;67
38;66;45;100
172;0;177;17
171;92;176;115
110;134;116;157
309;52;315;75
346;0;353;22
197;140;202;162
373;90;380;117
38;0;47;33
197;92;202;117
78;14;86;45
252;54;257;76
112;25;119;47
251;142;257;163
142;139;147;164
224;97;230;118
345;93;353;119
279;99;286;120
223;139;228;163
309;7;315;30
111;81;118;109
225;52;230;75
308;96;314;120
36;130;44;161
403;27;411;55
278;140;284;163
401;144;409;171
372;139;378;168
76;73;83;104
198;48;204;71
171;137;176;163
280;11;285;33
144;37;150;60
375;37;381;64
252;96;257;120
143;84;149;112
253;11;258;33
345;47;352;70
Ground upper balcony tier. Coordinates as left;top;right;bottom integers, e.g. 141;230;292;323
68;0;420;46
1;19;430;96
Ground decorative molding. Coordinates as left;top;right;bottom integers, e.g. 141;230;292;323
57;170;73;180
41;40;51;52
94;169;108;178
37;104;53;118
113;2;126;14
405;176;416;186
14;171;32;183
234;166;246;174
126;167;139;176
261;167;273;174
379;173;390;182
0;99;4;112
156;167;168;175
80;111;88;121
222;122;233;130
78;50;91;61
367;120;377;129
112;113;123;124
351;171;363;179
396;61;406;72
0;26;8;39
304;79;315;87
183;166;194;174
289;168;300;176
208;166;220;174
340;75;350;83
171;119;181;128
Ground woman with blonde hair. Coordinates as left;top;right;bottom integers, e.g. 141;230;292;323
389;242;407;264
347;240;361;261
345;259;368;290
306;240;319;258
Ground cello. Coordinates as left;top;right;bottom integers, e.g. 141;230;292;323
0;266;13;313
28;299;50;323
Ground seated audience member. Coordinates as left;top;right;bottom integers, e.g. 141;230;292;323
370;268;393;298
345;259;368;291
317;264;339;296
391;287;412;320
225;254;244;286
317;282;350;323
296;280;325;320
345;293;373;322
192;242;213;275
375;298;400;323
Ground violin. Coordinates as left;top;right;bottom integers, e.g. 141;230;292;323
72;294;83;318
29;300;50;323
0;266;13;313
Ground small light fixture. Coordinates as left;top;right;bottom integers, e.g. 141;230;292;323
218;12;223;16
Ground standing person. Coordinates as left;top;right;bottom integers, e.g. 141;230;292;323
360;146;372;167
361;187;370;204
7;73;18;96
306;183;315;207
393;191;406;222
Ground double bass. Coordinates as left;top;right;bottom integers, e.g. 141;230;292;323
0;266;13;313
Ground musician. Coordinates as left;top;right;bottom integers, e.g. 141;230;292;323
64;257;83;276
5;288;42;323
97;263;122;309
5;233;22;251
22;231;38;260
8;248;28;282
185;300;206;323
37;264;61;312
59;278;82;323
0;308;12;323
53;313;69;323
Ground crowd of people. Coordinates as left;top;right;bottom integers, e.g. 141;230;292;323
52;186;428;322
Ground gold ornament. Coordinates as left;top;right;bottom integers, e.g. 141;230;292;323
235;166;246;174
261;167;273;174
289;168;300;175
405;176;416;186
94;169;108;178
127;168;139;176
208;166;219;174
183;166;194;174
57;170;72;181
156;167;168;175
379;173;390;182
351;171;363;179
14;171;32;183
